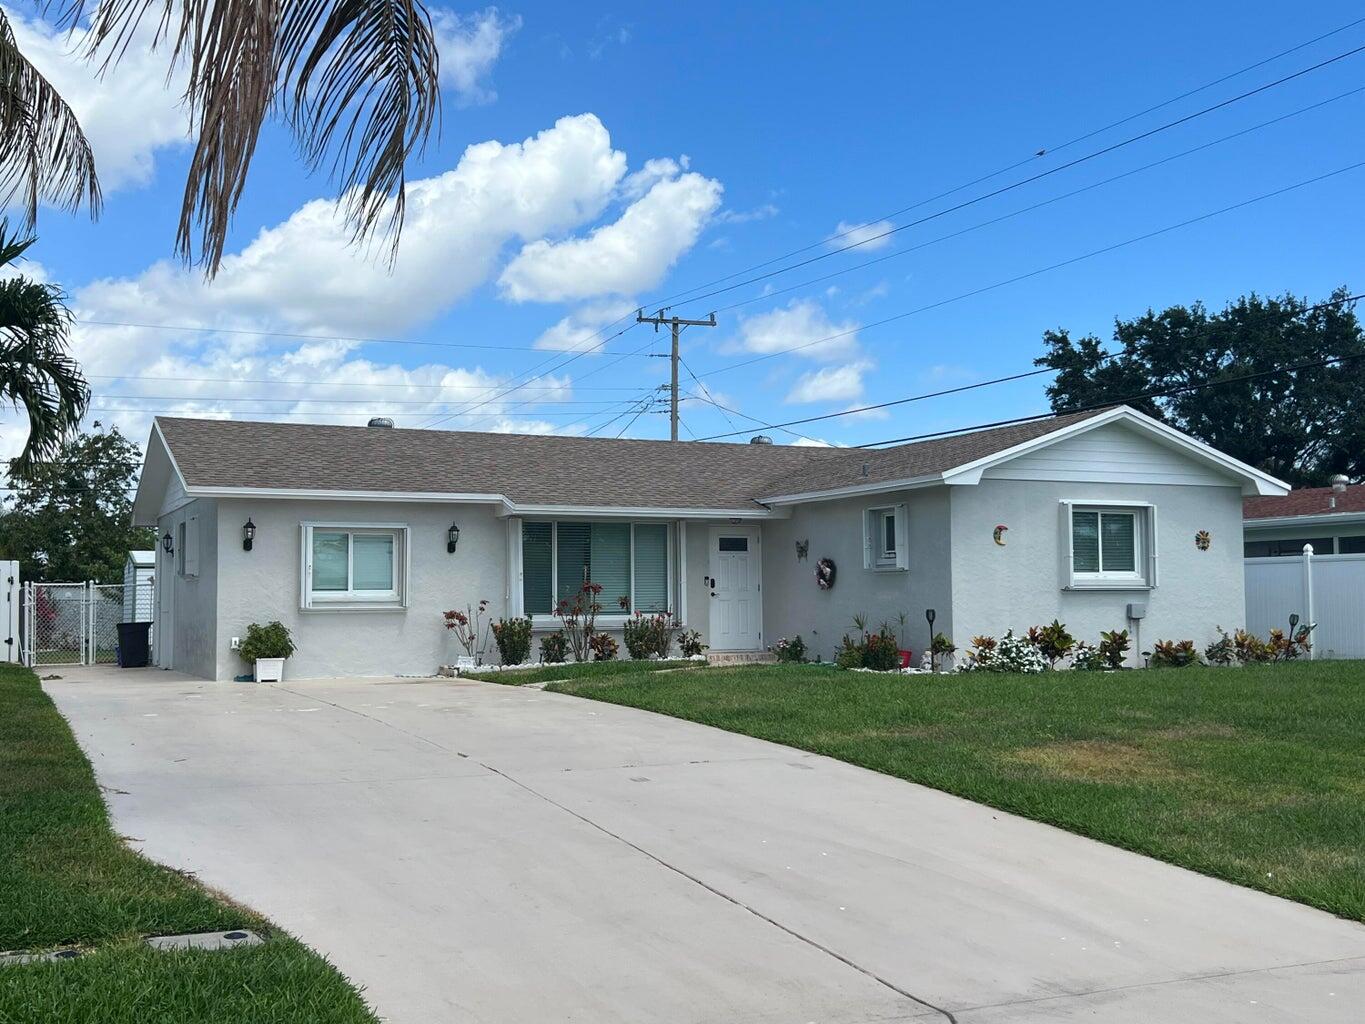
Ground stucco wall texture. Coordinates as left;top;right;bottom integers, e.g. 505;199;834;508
949;479;1247;665
156;497;219;680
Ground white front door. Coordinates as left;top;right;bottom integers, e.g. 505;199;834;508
708;528;761;651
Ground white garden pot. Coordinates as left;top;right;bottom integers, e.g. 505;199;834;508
254;658;285;683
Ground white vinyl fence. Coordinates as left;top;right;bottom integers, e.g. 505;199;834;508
1245;545;1365;660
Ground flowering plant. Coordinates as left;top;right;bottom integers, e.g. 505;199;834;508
555;580;604;661
956;630;1045;674
770;635;807;663
443;599;489;658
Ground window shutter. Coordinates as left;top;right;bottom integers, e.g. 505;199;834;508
1059;501;1075;588
862;509;874;569
184;515;200;577
633;524;669;612
522;522;553;614
894;504;909;570
590;523;630;609
1146;505;1159;587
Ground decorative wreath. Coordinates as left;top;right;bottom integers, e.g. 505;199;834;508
815;557;837;590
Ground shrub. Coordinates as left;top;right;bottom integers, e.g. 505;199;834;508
835;635;864;669
1070;641;1105;671
623;611;681;659
1150;639;1199;668
770;635;807;663
1233;628;1272;664
1204;627;1236;666
555;581;604;662
238;621;295;663
929;632;956;672
678;629;707;657
1098;628;1131;670
1268;623;1314;661
589;632;619;661
539;631;568;664
862;628;900;671
490;616;532;666
956;630;1045;674
1028;620;1074;669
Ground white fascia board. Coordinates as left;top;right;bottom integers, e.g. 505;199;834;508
1244;511;1365;530
941;406;1292;496
500;503;786;520
131;422;188;527
757;473;943;505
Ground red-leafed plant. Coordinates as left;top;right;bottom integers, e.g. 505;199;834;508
444;599;489;659
555;580;604;661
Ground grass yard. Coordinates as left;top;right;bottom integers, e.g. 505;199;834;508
462;658;699;685
0;664;376;1023
549;660;1365;923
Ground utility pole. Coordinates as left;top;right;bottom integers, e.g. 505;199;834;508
637;309;717;440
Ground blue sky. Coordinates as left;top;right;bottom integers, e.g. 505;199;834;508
3;1;1365;458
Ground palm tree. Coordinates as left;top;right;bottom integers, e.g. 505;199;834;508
0;223;89;478
0;2;440;274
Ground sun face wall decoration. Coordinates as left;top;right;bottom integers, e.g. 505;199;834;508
1195;530;1211;551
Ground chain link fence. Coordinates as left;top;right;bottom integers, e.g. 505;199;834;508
23;581;155;667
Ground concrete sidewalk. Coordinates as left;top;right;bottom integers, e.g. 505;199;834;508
46;666;1365;1023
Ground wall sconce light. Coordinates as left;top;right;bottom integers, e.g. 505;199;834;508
447;523;461;554
243;518;256;552
161;531;174;556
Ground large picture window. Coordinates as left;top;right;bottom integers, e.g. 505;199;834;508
522;521;670;616
301;524;407;608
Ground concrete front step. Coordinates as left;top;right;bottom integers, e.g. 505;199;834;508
706;651;777;667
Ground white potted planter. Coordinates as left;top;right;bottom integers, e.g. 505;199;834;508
254;657;285;683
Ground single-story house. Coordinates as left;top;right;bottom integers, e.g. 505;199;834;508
131;405;1289;680
1243;479;1365;556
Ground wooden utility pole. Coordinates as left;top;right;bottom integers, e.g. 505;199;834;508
636;309;717;440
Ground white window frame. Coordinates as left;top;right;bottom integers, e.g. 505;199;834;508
516;520;674;625
863;503;909;571
1061;501;1157;590
300;522;409;610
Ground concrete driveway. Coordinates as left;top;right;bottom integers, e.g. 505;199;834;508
46;667;1364;1023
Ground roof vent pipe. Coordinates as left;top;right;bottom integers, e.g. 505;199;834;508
749;435;773;445
1331;474;1349;493
367;417;394;428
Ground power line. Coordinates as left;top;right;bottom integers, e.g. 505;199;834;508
642;16;1365;310
89;393;637;407
86;373;646;392
694;292;1365;442
706;86;1365;320
691;159;1365;384
855;349;1365;450
681;392;827;446
678;355;737;433
662;41;1365;315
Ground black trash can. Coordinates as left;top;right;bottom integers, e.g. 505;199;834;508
116;622;152;668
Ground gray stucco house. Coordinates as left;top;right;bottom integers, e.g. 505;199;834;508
132;405;1289;680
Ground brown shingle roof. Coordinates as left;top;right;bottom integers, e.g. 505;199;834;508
1244;483;1365;520
154;409;1109;510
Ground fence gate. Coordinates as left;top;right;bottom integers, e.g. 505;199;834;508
22;581;155;668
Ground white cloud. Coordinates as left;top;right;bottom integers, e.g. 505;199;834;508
431;7;521;105
789;435;835;447
532;299;637;352
830;219;894;251
732;299;860;361
785;361;873;404
716;203;779;224
620;157;682;201
6;7;190;191
499;171;721;302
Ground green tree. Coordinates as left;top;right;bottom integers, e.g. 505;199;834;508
0;423;153;582
0;1;439;273
0;223;89;478
1036;289;1365;486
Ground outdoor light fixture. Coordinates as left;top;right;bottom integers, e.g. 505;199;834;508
243;518;256;552
447;523;461;554
161;531;174;556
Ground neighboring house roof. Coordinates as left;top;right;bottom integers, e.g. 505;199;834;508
126;550;155;567
1244;483;1365;525
133;405;1288;525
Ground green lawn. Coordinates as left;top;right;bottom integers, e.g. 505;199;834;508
463;658;699;685
548;661;1365;923
0;664;376;1023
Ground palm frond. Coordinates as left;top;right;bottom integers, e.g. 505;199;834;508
0;220;88;479
0;8;101;229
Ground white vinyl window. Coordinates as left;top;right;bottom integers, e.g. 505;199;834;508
863;504;909;571
301;524;408;608
1062;503;1155;588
